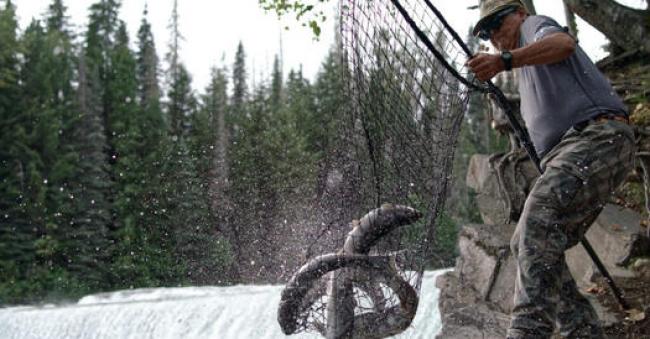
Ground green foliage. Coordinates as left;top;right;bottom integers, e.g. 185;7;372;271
0;0;40;302
258;0;329;38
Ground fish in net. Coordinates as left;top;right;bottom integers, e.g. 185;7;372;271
279;0;497;337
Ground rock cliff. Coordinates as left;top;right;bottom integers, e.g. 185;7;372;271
436;153;650;338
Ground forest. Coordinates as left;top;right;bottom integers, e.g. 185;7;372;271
0;0;509;305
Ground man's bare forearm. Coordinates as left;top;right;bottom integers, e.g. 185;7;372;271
511;32;576;68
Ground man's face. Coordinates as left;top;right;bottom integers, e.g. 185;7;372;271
489;9;525;51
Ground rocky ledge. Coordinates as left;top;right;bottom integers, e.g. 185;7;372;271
436;153;650;338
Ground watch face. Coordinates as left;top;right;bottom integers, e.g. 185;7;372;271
501;52;513;70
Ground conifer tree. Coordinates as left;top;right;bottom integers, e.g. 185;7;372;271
222;42;250;281
310;47;349;194
276;67;318;198
269;55;283;114
85;0;122;176
229;85;276;281
69;0;125;290
107;22;157;287
197;65;234;282
195;66;229;209
19;19;75;295
231;42;248;121
134;5;176;284
136;5;164;140
0;0;39;302
18;20;50;257
160;0;222;284
39;0;83;292
46;0;70;35
67;52;112;292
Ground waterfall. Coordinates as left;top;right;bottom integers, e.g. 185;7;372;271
0;270;449;338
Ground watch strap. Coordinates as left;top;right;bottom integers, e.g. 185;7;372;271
501;51;513;71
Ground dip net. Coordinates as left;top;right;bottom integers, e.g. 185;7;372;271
278;0;485;337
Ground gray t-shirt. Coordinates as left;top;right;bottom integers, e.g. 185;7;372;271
516;15;627;158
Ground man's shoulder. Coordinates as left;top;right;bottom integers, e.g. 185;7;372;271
523;15;560;29
521;15;563;43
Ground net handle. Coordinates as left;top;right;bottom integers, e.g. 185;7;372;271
388;0;483;92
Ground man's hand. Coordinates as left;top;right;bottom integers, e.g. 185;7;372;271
466;53;505;82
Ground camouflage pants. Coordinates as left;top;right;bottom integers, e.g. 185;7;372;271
506;119;635;339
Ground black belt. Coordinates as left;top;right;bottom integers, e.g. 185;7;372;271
573;114;629;131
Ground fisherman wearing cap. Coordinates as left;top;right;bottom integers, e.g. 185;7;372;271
467;1;634;338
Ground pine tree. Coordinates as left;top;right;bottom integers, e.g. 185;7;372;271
310;50;348;198
229;85;276;282
278;67;318;198
231;42;248;120
269;55;283;114
46;0;70;35
196;65;234;283
222;42;250;281
0;0;40;302
160;0;221;284
18;20;50;260
107;21;158;288
165;0;196;137
64;0;125;291
85;0;121;172
39;0;83;294
133;4;176;285
136;4;164;140
18;18;78;298
66;51;112;292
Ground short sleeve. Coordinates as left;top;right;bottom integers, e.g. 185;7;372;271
521;16;566;45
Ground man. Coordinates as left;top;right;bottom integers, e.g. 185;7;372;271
467;1;635;338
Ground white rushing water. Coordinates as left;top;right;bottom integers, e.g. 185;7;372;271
0;270;450;339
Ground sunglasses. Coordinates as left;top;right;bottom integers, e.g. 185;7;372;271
478;6;518;41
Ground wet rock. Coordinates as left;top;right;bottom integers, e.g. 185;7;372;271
436;223;515;339
435;271;510;339
437;216;634;337
456;223;516;314
566;204;646;288
466;153;539;225
466;154;508;225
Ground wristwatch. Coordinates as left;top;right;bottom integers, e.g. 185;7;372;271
501;51;513;71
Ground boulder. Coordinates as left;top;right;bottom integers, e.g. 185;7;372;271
455;223;517;314
466;153;539;225
566;204;646;287
435;271;510;339
466;154;509;225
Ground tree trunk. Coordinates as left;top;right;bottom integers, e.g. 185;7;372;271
563;0;650;53
563;1;579;39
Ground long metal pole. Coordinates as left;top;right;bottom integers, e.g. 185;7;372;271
391;0;630;311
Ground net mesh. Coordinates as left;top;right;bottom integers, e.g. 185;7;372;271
279;0;484;336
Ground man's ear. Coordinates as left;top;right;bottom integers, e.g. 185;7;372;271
516;7;528;17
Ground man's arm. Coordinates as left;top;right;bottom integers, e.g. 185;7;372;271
467;32;576;81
